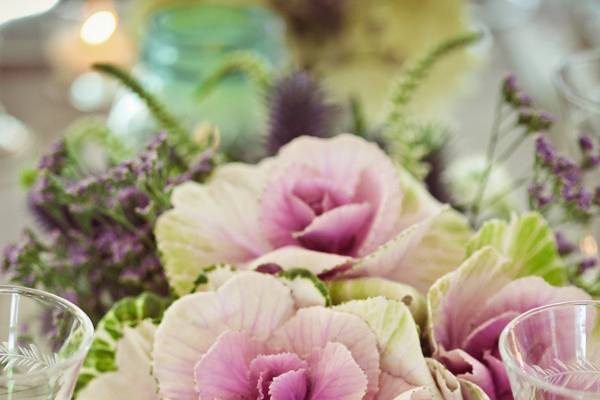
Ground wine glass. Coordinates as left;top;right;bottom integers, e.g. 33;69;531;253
500;301;600;399
0;286;93;400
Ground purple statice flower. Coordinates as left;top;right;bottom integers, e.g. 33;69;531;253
38;140;67;173
579;134;594;152
518;110;555;132
580;258;598;271
501;74;534;107
109;232;145;264
554;231;576;256
67;242;89;266
266;71;337;155
65;176;99;197
63;290;78;305
561;184;579;202
584;154;600;169
554;156;582;185
528;182;553;207
171;150;213;185
118;186;150;222
534;135;557;167
577;188;593;210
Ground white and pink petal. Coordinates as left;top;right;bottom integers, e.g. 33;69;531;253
153;272;295;400
272;306;381;399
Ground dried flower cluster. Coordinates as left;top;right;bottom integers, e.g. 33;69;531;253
3;132;212;321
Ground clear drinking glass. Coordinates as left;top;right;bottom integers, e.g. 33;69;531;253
0;286;93;399
500;301;600;399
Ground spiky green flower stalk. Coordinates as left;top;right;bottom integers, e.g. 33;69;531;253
93;63;199;159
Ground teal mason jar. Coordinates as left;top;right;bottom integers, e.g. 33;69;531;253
108;4;287;159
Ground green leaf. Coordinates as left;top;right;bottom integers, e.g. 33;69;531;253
192;264;238;293
466;212;566;285
335;297;441;398
75;293;172;395
279;268;332;307
329;277;426;328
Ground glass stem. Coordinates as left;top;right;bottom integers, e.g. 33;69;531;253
7;293;20;400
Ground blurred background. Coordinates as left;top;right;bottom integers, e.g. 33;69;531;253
0;0;599;249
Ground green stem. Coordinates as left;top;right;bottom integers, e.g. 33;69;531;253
483;175;530;210
468;95;505;222
496;133;529;164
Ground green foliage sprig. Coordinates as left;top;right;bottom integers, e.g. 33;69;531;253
380;31;481;179
195;51;274;101
93;63;200;159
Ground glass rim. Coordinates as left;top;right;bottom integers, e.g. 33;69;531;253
0;285;94;382
553;48;600;113
499;300;600;398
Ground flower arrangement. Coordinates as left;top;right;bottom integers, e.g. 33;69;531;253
3;22;600;400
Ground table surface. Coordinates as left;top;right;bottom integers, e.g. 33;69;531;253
0;0;594;250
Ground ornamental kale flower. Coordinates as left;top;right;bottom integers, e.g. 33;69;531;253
157;134;471;296
428;214;587;400
79;271;489;400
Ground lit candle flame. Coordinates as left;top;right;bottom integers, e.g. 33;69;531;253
80;10;117;45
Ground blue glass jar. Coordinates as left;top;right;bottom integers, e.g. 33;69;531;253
108;4;287;158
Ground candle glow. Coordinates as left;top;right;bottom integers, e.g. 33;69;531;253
80;10;117;45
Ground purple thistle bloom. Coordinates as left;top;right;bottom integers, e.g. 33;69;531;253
554;231;576;256
580;258;598;271
579;134;594;152
266;71;337;155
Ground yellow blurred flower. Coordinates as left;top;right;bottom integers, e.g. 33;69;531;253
270;0;476;119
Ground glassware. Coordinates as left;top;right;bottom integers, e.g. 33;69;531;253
553;49;600;259
500;301;600;399
0;286;94;399
108;4;287;159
